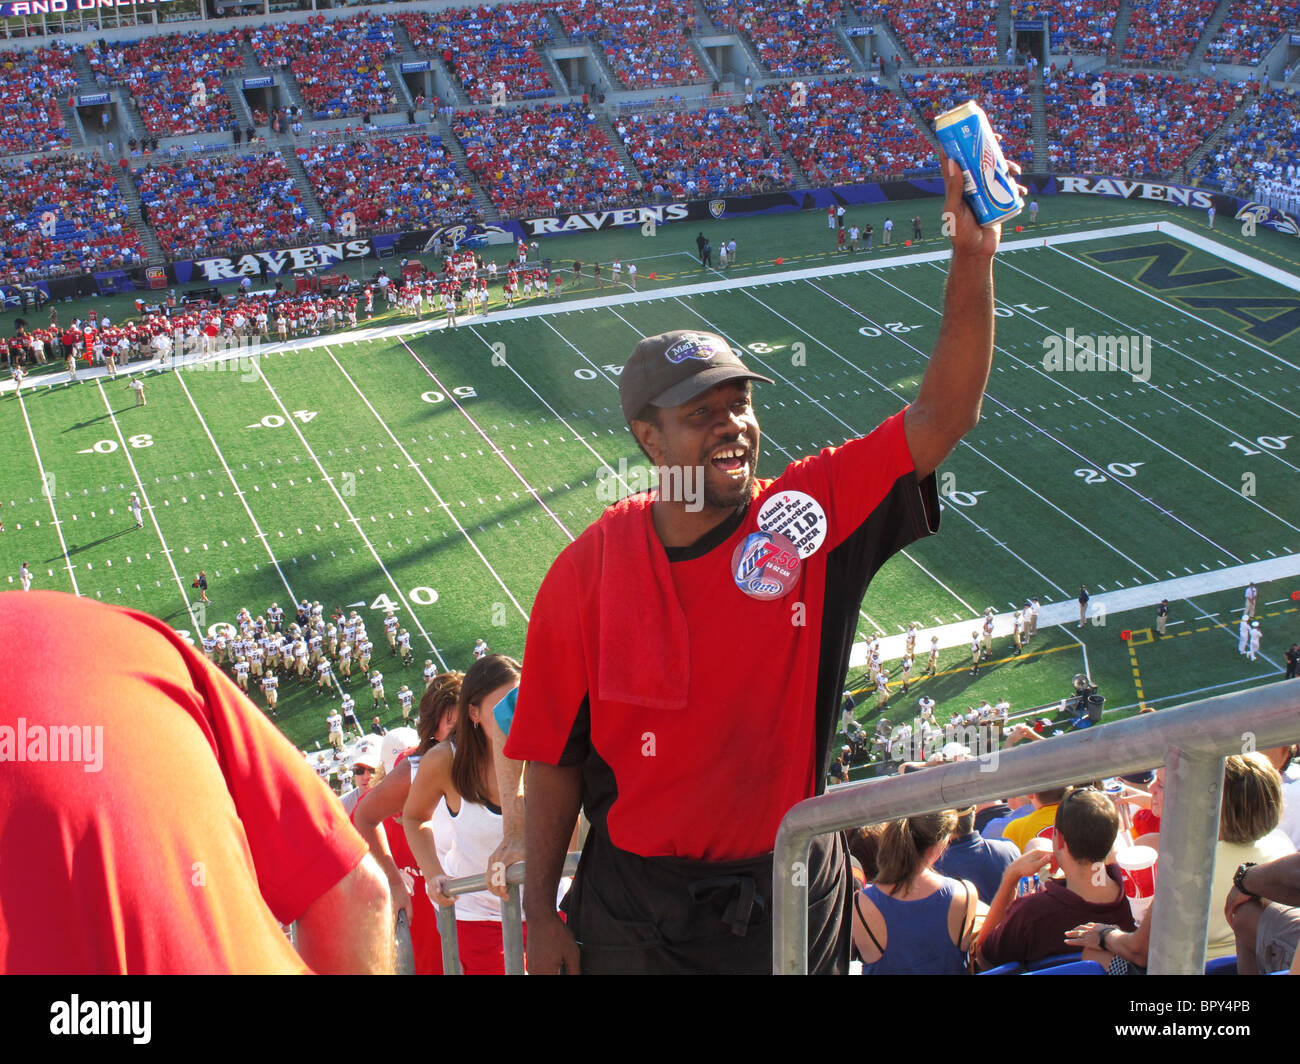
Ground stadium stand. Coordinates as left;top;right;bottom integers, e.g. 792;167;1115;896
1120;0;1218;67
298;134;480;234
615;105;791;197
133;150;311;259
1044;71;1240;173
760;80;937;183
888;0;1002;67
452;104;639;216
0;155;143;280
399;5;556;104
0;44;77;155
1189;89;1300;203
1203;0;1300;67
86;32;244;137
902;70;1034;166
246;14;399;120
556;0;707;90
1012;0;1119;55
704;0;855;75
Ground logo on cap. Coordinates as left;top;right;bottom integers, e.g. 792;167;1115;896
663;332;726;365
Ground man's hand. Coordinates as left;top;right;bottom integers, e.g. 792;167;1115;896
1224;884;1259;927
1063;921;1108;950
1005;848;1052;881
526;913;580;975
485;831;525;900
427;874;455;909
939;145;1025;260
386;867;414;923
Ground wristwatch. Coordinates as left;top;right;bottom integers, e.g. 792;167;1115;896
1098;927;1112;951
1233;862;1260;899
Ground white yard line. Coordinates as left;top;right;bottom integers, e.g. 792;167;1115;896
172;370;298;602
862;266;1290;546
993;257;1300;434
96;380;198;627
250;358;441;654
396;337;574;543
322;345;529;629
746;279;1279;664
15;391;79;594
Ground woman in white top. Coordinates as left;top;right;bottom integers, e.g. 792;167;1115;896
403;655;520;975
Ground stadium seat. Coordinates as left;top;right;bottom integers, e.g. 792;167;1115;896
1027;959;1106;974
1204;956;1238;975
1025;951;1083;971
978;961;1025;975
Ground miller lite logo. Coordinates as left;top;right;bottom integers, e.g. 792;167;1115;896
708;199;726;219
979;133;1016;211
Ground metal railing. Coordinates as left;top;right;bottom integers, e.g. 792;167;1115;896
774;681;1300;974
432;852;581;975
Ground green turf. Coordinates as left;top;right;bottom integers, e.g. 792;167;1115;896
3;199;1296;758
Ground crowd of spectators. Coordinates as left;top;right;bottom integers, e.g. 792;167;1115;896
86;31;244;137
1012;0;1118;55
615;106;791;198
889;0;1001;66
1120;0;1217;67
903;70;1034;166
557;0;706;90
247;14;399;120
400;5;555;104
1204;0;1300;67
453;104;638;216
0;155;143;280
705;0;855;75
761;79;936;184
1044;71;1240;173
298;134;479;235
1189;89;1300;204
0;45;77;155
134;151;311;259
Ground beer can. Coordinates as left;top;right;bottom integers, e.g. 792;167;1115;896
933;100;1023;227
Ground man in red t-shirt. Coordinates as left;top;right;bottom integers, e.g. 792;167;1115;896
0;592;393;974
508;151;1020;974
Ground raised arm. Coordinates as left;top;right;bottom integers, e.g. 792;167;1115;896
295;854;394;974
904;151;1022;479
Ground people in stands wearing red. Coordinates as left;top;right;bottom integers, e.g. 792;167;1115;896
977;786;1135;970
0;45;77;154
706;0;855;75
1122;0;1217;67
402;5;555;103
853;810;979;974
0;591;392;974
888;0;1000;66
558;0;705;90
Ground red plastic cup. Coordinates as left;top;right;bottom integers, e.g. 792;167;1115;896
1116;845;1158;899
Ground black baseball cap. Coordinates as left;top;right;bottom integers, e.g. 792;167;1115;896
619;330;774;425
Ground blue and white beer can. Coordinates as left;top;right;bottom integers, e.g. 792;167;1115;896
933;100;1023;227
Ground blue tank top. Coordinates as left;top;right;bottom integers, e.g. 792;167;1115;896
858;880;969;975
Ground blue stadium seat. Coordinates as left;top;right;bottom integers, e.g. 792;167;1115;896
1028;960;1106;975
978;961;1024;976
1025;951;1083;971
1204;955;1237;975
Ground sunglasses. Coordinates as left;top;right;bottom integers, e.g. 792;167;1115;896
353;765;375;776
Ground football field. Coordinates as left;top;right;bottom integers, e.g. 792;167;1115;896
3;220;1297;754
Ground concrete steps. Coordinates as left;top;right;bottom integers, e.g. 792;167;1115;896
1112;0;1136;64
1031;73;1048;169
435;114;502;222
281;148;328;226
1176;93;1252;182
595;110;642;182
1191;0;1237;68
115;171;166;266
